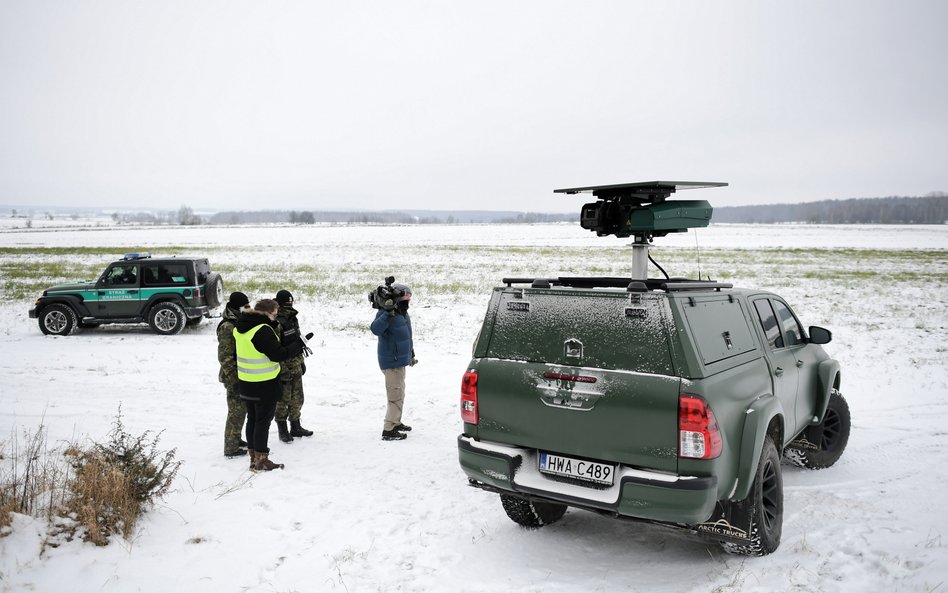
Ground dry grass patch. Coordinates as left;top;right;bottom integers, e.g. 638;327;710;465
0;411;180;547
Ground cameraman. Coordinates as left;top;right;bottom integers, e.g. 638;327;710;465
370;282;416;441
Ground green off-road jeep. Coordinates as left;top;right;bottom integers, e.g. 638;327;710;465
458;182;850;556
29;253;224;336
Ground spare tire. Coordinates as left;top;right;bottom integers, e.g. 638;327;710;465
205;273;224;309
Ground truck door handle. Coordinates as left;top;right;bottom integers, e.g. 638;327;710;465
796;360;804;368
774;367;784;377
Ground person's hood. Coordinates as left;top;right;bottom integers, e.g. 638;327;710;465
222;306;240;322
235;311;273;333
278;304;298;319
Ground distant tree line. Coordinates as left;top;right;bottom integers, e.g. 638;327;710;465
207;210;576;225
714;195;947;224
21;195;943;227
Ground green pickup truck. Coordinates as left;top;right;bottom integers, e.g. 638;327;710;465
457;182;850;556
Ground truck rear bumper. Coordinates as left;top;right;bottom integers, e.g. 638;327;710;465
458;435;717;525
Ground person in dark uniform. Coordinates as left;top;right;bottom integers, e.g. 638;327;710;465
273;290;314;443
218;291;251;458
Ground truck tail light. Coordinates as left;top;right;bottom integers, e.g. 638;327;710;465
678;393;722;459
461;370;479;425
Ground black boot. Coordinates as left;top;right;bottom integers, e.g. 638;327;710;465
224;447;247;458
277;420;293;443
290;419;314;437
381;429;408;441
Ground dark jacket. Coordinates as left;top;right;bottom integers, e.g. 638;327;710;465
276;304;306;379
234;311;304;402
371;309;413;369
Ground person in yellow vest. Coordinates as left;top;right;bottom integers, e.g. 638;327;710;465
234;298;305;471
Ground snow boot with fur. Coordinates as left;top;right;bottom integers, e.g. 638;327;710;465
253;452;284;472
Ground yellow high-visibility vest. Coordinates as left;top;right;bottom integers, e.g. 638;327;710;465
234;324;280;382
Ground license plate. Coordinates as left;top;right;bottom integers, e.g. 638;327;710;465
538;452;615;486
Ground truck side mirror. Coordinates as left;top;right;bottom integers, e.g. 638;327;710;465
808;326;832;345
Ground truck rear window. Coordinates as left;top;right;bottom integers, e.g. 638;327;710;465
485;290;674;375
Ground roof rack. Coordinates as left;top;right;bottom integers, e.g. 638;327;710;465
501;277;732;292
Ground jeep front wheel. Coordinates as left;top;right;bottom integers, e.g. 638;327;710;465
148;302;186;335
39;304;77;336
499;494;567;528
722;436;783;556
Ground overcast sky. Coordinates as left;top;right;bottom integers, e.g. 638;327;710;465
1;1;946;213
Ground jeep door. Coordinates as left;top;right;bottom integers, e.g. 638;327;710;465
94;263;142;317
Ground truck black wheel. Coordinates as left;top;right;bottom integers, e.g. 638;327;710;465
148;302;186;335
39;304;77;336
205;273;224;309
785;389;850;469
499;493;567;528
722;436;782;556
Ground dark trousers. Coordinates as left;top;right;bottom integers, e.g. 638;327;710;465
244;400;277;454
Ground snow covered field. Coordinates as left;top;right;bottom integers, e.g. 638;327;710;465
1;223;946;593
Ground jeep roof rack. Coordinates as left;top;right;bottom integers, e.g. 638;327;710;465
501;277;732;292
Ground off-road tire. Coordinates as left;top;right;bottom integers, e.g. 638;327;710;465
39;304;77;336
500;494;567;528
148;302;187;335
785;389;850;469
722;436;783;556
205;273;224;309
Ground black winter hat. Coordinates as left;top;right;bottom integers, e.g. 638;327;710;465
275;289;294;305
227;291;250;309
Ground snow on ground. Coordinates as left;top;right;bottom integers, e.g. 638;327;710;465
0;223;946;593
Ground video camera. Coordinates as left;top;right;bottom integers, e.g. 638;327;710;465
368;276;404;312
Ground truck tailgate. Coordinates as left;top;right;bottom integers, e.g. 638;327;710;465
474;359;681;473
